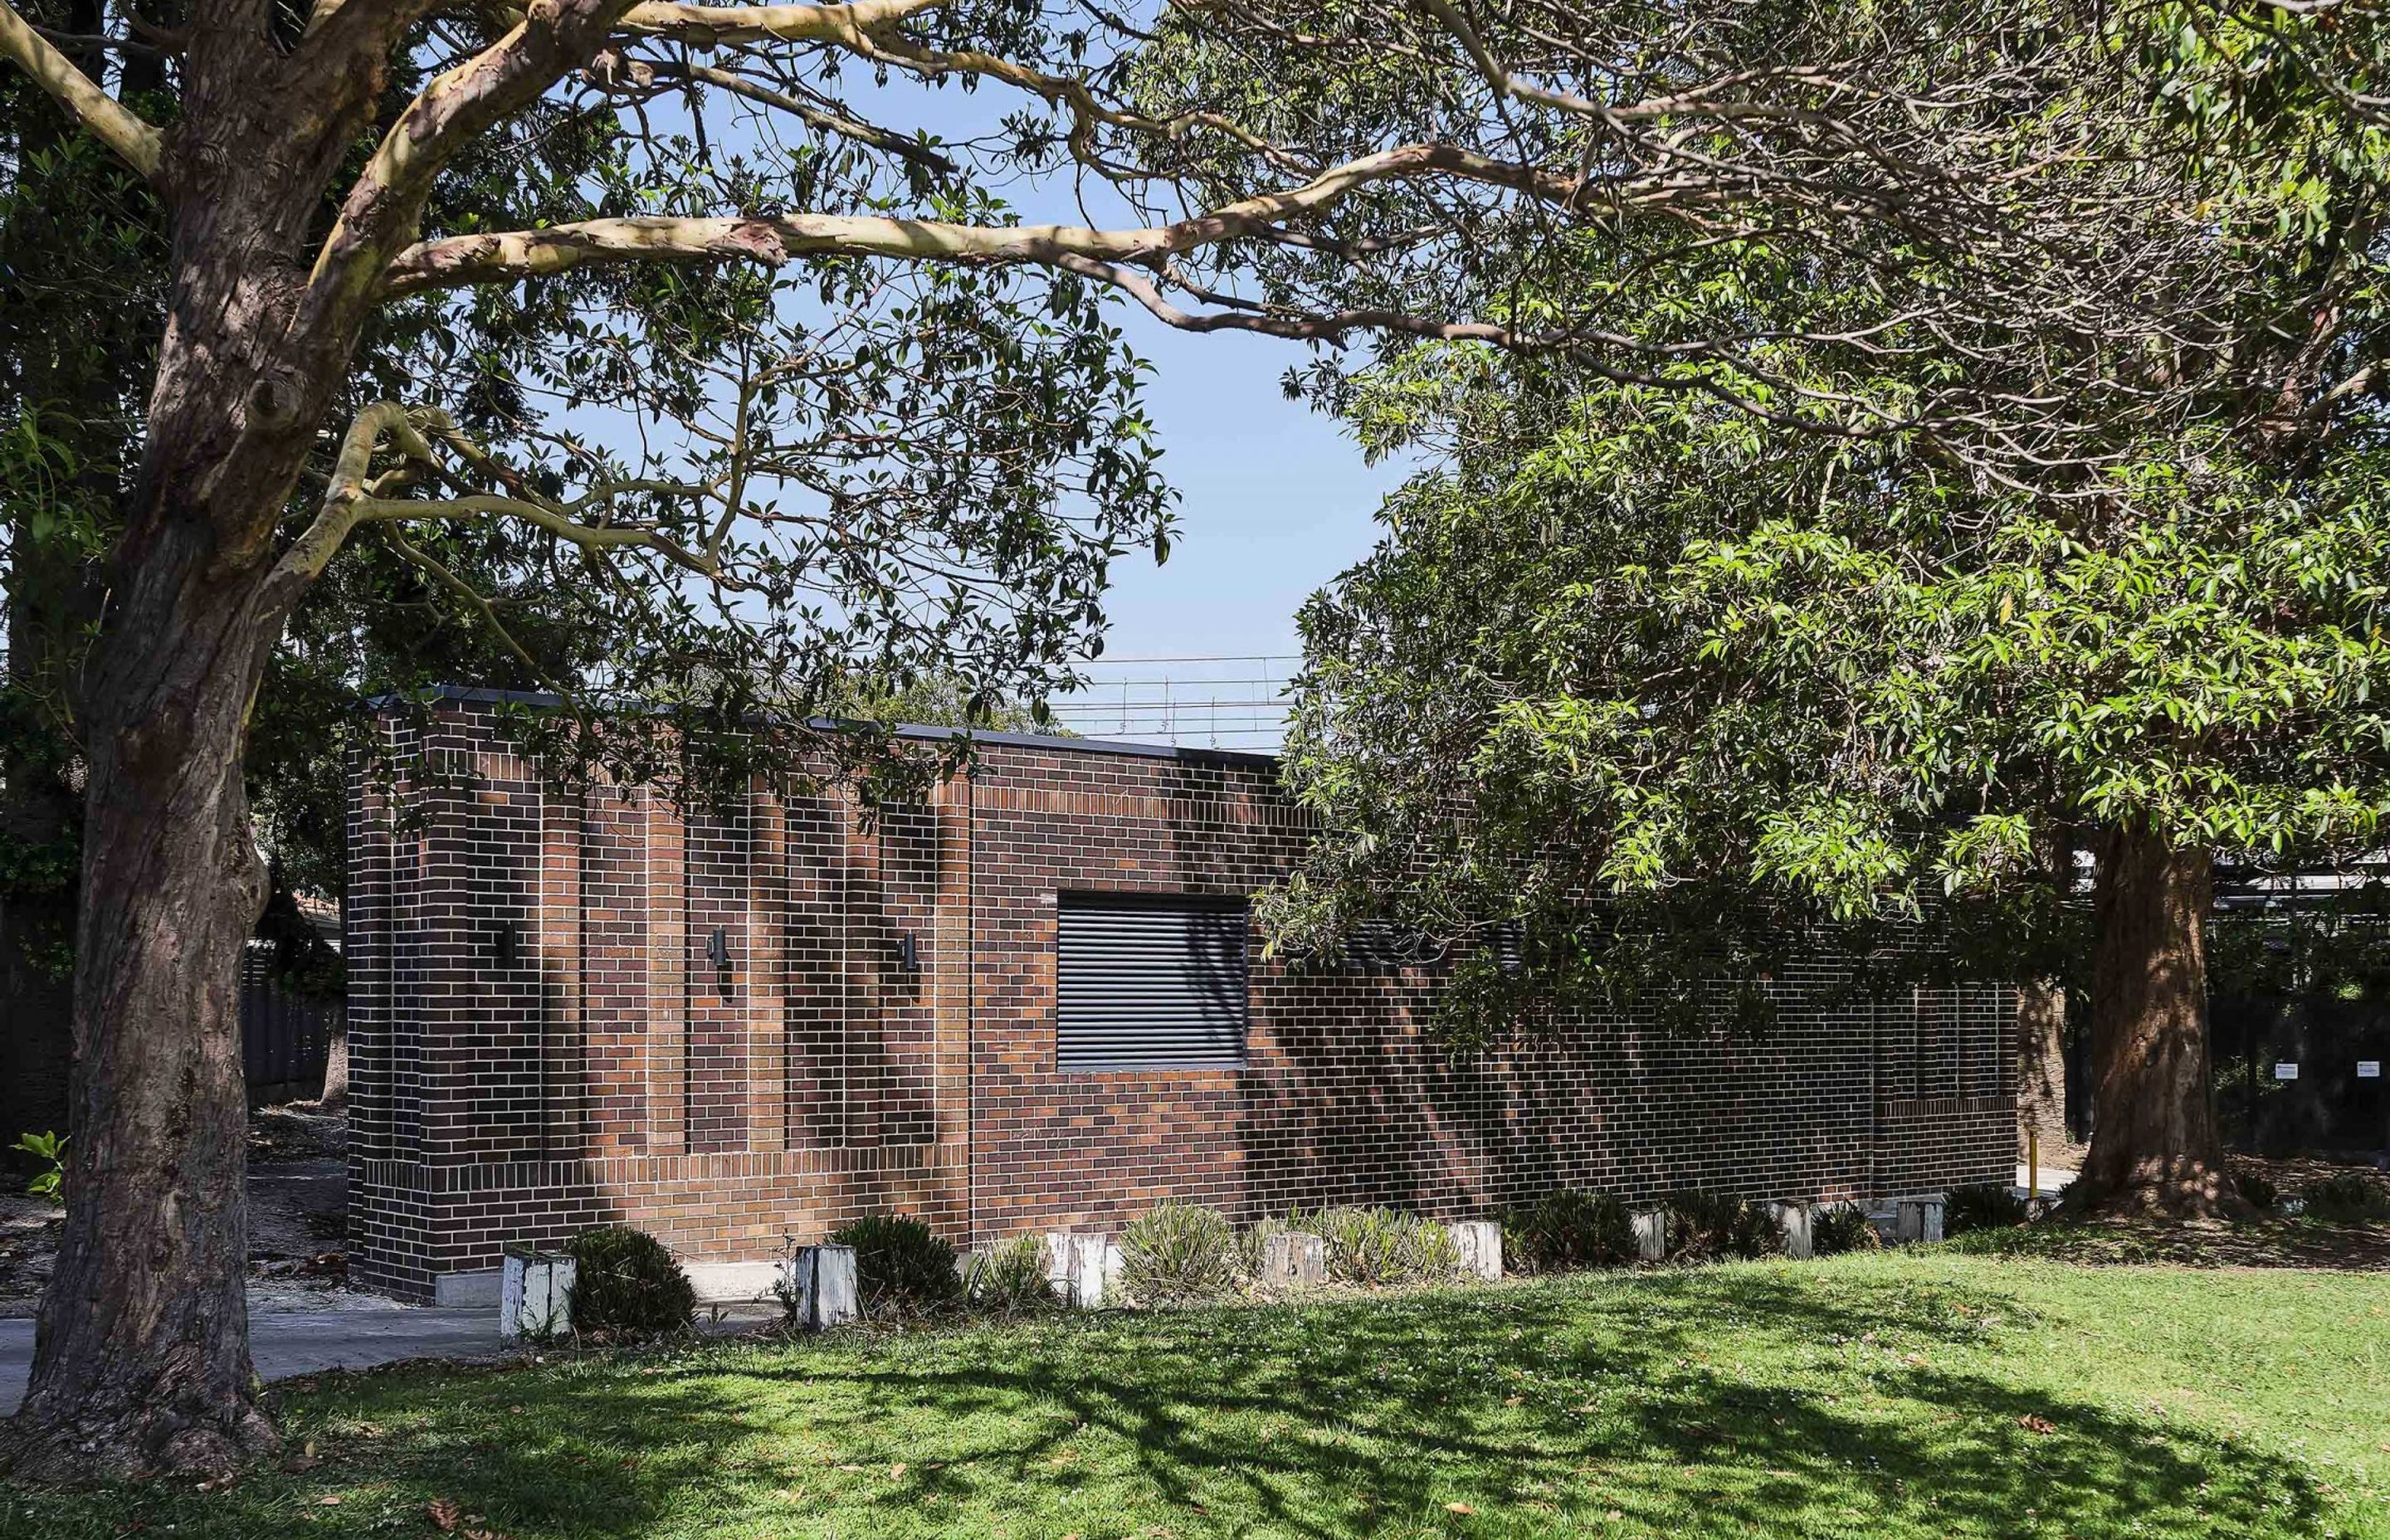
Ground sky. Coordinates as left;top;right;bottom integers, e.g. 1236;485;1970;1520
1042;321;1415;748
1093;321;1406;665
850;71;1417;669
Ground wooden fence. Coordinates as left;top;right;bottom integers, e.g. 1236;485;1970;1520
240;942;341;1104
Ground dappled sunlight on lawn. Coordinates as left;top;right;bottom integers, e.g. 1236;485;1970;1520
7;1255;2383;1538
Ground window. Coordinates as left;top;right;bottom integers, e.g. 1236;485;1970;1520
1056;892;1248;1070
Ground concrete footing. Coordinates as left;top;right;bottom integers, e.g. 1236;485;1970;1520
1451;1220;1503;1281
435;1270;505;1309
499;1249;574;1340
1895;1198;1945;1245
1631;1207;1669;1261
1260;1229;1328;1289
1042;1233;1124;1307
685;1260;783;1304
783;1242;859;1328
1766;1201;1814;1260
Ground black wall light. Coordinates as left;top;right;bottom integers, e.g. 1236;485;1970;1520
707;927;731;970
897;931;921;975
491;919;523;968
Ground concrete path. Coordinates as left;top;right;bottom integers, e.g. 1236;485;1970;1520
2020;1162;2079;1200
0;1304;502;1414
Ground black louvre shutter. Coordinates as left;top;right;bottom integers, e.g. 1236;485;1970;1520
1056;892;1248;1070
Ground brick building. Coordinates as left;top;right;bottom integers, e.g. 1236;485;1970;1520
345;688;2017;1302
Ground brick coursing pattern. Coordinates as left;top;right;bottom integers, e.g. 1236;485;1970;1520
347;694;2017;1299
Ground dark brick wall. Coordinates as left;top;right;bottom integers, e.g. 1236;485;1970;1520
347;694;2017;1299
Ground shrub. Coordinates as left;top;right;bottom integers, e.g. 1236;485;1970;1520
2302;1171;2390;1222
828;1214;961;1315
2232;1170;2279;1211
1664;1192;1738;1260
1944;1183;2029;1237
1665;1192;1779;1260
1303;1206;1462;1286
1501;1190;1634;1274
1725;1200;1788;1259
1812;1202;1884;1256
963;1233;1060;1316
563;1226;696;1335
1120;1201;1246;1304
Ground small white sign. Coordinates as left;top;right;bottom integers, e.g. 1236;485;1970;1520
2359;1060;2383;1080
2274;1061;2300;1081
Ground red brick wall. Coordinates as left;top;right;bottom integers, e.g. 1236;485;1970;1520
347;692;2016;1299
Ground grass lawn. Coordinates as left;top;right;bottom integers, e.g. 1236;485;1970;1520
8;1250;2387;1539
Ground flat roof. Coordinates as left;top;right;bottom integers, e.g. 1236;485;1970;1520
371;684;1280;769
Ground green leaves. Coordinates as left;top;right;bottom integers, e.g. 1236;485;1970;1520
1275;282;2390;1041
13;1129;64;1205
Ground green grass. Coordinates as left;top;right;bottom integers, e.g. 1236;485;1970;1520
9;1250;2388;1538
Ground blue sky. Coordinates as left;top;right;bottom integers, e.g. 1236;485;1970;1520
1098;321;1409;662
1036;321;1415;748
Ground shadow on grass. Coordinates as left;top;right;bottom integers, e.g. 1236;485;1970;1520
1940;1213;2390;1271
3;1268;2334;1538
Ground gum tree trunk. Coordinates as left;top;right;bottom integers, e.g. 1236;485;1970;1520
4;37;360;1467
2073;824;2232;1217
4;514;292;1476
2014;819;2075;1166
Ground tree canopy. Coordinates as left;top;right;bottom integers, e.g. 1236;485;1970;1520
1273;363;2390;1006
1266;0;2390;1214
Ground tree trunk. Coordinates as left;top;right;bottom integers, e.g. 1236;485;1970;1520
319;1005;349;1113
2072;824;2233;1217
3;516;291;1477
2;4;402;1477
2016;974;2070;1158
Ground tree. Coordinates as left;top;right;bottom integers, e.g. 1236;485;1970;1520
0;0;704;1143
0;0;1187;1474
1265;0;2390;1222
1275;348;2390;1214
0;0;2317;1474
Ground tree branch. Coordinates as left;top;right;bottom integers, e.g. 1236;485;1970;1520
351;492;729;578
378;524;572;697
378;141;1587;295
637;59;958;176
0;0;164;179
300;0;638;334
274;401;735;600
615;0;948;46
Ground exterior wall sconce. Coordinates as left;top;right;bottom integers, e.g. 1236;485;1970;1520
897;931;921;975
706;927;730;970
491;919;523;969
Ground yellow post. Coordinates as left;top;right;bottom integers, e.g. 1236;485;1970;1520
2028;1128;2040;1201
